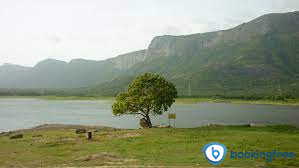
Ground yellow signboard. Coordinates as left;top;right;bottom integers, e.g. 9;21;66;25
168;114;176;119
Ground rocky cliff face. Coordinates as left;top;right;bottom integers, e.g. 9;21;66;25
0;11;298;93
145;11;299;60
107;50;147;70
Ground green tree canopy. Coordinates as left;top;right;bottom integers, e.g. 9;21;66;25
112;73;177;128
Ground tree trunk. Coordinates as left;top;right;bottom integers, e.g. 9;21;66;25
145;115;152;128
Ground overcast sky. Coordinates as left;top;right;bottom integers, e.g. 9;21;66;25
0;0;298;67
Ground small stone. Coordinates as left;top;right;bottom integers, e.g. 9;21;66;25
10;134;23;139
156;124;170;128
94;129;101;133
76;129;86;134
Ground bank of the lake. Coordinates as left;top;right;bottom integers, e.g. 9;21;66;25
0;125;298;167
176;98;299;106
1;96;299;106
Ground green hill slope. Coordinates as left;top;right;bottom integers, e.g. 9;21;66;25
0;11;298;98
91;11;299;97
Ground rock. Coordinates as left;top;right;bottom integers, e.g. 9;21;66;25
139;118;150;128
1;131;12;136
10;134;23;139
121;133;141;138
157;124;170;128
59;138;75;143
153;124;170;128
248;123;262;127
76;128;86;134
94;129;101;133
108;50;147;70
32;134;43;137
0;132;10;137
75;152;120;162
75;155;91;162
207;124;223;127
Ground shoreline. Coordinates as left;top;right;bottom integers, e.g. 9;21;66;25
175;98;299;106
0;124;117;135
1;96;299;106
1;123;297;135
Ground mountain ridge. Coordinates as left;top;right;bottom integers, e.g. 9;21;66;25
1;11;299;97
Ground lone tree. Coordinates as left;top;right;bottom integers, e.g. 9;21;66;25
112;73;177;128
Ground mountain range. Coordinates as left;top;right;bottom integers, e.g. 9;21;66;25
1;11;299;97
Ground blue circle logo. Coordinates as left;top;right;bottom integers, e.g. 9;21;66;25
203;142;227;165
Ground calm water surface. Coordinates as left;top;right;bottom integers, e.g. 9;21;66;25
0;98;298;132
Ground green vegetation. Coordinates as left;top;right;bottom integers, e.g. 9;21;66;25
1;12;299;98
1;95;299;106
0;125;298;167
113;73;177;127
175;98;299;106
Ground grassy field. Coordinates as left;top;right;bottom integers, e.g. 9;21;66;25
0;125;298;167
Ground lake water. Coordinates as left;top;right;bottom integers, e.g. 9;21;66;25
0;98;298;132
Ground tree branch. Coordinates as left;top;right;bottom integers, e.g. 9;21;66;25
131;112;146;117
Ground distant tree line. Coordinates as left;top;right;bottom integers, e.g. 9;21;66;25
177;94;297;101
0;88;298;101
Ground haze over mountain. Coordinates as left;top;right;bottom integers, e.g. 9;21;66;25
1;11;299;97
